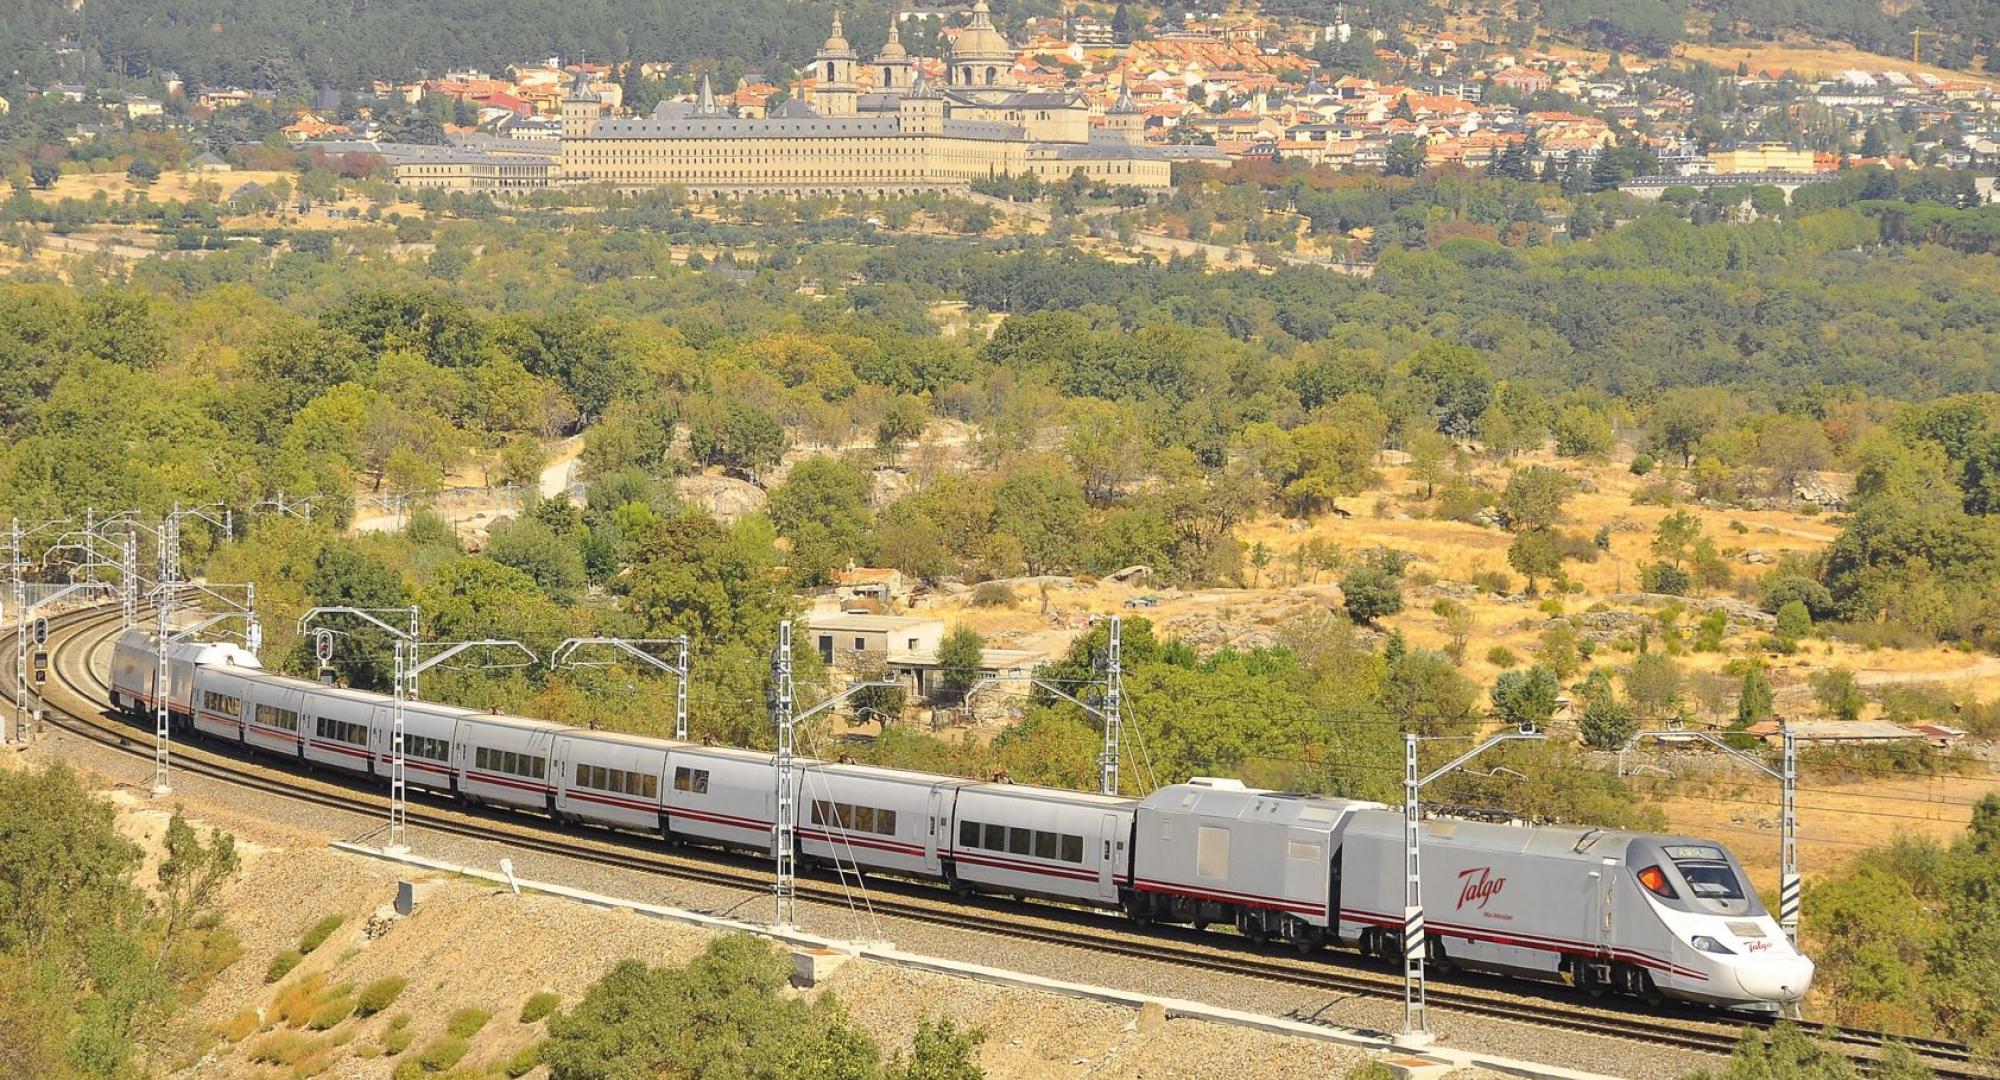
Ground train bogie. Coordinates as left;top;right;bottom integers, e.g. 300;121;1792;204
948;782;1135;907
1132;780;1380;948
457;715;562;811
797;764;963;880
664;745;794;855
553;731;672;834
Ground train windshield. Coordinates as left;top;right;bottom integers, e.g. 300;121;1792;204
1665;844;1745;902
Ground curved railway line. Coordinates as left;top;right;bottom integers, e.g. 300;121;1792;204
10;605;1990;1077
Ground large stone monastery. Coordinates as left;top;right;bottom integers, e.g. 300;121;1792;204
389;3;1204;196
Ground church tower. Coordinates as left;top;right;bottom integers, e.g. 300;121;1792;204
561;69;601;139
950;0;1016;90
813;10;860;117
874;18;914;92
1106;82;1143;143
898;69;944;135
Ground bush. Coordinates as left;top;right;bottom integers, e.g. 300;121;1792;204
219;1009;262;1044
247;1030;318;1066
381;1016;415;1056
1347;1063;1399;1080
1485;646;1520;667
504;1040;545;1078
1629;453;1655;476
446;1008;492;1040
415;1035;471;1072
298;915;345;955
1810;668;1866;722
1776;599;1812;642
1470;569;1512;594
519;992;561;1024
355;976;407;1017
1759;574;1834;618
1340;560;1405;625
1640;561;1689;596
308;996;356;1031
265;949;305;984
970;581;1016;607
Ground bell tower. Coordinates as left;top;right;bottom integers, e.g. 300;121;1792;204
813;10;860;117
561;70;601;139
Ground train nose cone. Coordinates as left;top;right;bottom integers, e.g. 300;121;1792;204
1735;955;1815;1003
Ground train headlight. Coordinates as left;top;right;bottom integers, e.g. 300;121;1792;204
1690;935;1734;955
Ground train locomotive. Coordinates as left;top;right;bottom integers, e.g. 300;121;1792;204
110;631;1812;1011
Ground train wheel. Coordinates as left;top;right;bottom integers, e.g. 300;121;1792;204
1191;920;1209;933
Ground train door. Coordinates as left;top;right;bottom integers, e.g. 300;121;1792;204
1098;813;1121;900
923;785;948;875
551;740;573;818
1593;855;1618;960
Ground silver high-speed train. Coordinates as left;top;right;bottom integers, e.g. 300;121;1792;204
111;629;1812;1010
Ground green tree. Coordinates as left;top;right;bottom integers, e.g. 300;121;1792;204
485;516;588;602
992;461;1088;575
543;935;880;1080
1623;652;1684;721
1776;599;1812;645
934;627;984;706
153;811;239;965
625;512;795;655
1380;644;1478;737
1405;429;1450;499
1810;668;1866;722
1577;670;1636;749
1398;342;1493;437
1491;665;1561;728
1341;558;1404;626
1507;528;1565;593
1650;510;1703;569
1737;665;1775;727
768;456;874;585
1553;404;1614;457
1497;466;1577;531
886;1016;986;1080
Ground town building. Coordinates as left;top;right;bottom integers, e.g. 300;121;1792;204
551;4;1188;196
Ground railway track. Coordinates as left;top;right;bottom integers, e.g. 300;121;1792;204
14;605;1991;1077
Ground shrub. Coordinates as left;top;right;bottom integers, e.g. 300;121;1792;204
1631;480;1675;506
415;1035;471;1072
1693;609;1727;652
1341;558;1405;625
219;1009;261;1044
247;1030;318;1066
1810;668;1865;722
356;976;408;1017
272;972;332;1028
1759;573;1834;618
1470;569;1512;594
298;915;345;955
519;992;560;1024
970;581;1016;607
1640;561;1689;596
1776;599;1812;643
1347;1062;1400;1080
265;949;304;984
1629;453;1655;476
381;1016;416;1057
446;1008;492;1040
1485;645;1519;667
504;1040;546;1078
308;996;356;1031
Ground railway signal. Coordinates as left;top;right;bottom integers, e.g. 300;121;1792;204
32;616;47;646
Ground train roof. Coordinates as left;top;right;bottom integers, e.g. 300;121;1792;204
800;760;975;787
959;780;1139;808
555;728;684;750
1346;810;1733;863
454;712;573;733
1140;780;1383;826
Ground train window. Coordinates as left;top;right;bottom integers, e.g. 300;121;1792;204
503;751;518;775
475;747;488;769
984;823;1005;850
592;766;609;790
1289;840;1323;861
1061;835;1084;863
1196;826;1231;879
1008;827;1031;856
675;767;691;792
1033;831;1057;860
876;809;895;835
256;704;298;731
576;764;589;786
835;803;854;829
530;756;546;779
1674;860;1745;901
960;820;980;847
854;806;875;833
644;774;659;799
811;800;830;825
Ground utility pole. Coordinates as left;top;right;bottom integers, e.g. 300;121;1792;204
767;620;898;930
390;636;535;854
773;620;797;928
548;636;692;740
147;502;241;797
1620;722;1800;947
1399;725;1547;1043
1100;615;1122;796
